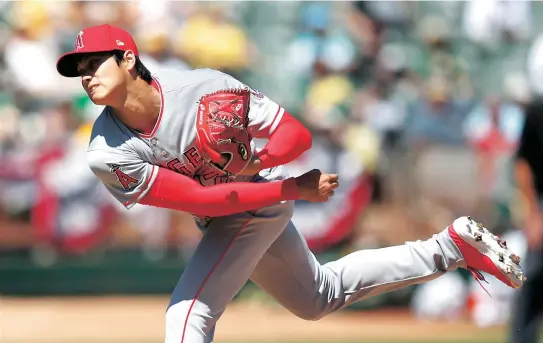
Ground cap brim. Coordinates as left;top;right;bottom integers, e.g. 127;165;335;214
56;49;117;77
56;51;89;77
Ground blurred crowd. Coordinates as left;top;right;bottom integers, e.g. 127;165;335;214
0;0;543;325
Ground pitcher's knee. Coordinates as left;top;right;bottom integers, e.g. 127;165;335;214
252;200;294;231
290;303;328;321
165;300;215;343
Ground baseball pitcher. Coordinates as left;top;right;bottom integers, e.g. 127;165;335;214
56;24;526;343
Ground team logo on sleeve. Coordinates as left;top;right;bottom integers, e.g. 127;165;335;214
108;163;138;190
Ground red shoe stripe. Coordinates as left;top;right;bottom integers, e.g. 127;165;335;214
447;225;514;288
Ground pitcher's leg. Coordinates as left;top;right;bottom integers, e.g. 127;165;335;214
251;217;525;321
165;202;293;343
251;220;463;320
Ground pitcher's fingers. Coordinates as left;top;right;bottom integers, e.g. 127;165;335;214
322;188;335;196
327;174;339;182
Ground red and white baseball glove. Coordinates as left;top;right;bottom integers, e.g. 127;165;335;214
195;88;253;177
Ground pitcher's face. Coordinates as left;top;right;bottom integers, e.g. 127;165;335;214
77;53;126;106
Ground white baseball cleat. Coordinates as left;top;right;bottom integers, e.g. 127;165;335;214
447;216;526;293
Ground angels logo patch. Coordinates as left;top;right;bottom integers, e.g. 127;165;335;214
75;30;84;50
108;163;138;190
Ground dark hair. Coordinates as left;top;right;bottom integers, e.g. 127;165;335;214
112;50;152;84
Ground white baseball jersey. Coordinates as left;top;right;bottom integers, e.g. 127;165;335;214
86;68;285;210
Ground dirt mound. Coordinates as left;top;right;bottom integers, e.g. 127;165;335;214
0;296;503;342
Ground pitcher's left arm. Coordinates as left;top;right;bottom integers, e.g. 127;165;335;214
218;71;312;174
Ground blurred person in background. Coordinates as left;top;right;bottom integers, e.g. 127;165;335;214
174;3;252;78
350;42;415;204
403;75;471;152
3;1;71;100
31;114;117;257
414;14;475;102
283;2;357;113
345;1;412;84
136;27;190;73
463;0;533;52
509;98;543;343
463;73;529;232
352;42;412;154
402;75;477;228
528;27;543;99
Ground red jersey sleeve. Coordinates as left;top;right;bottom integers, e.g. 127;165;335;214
140;167;299;216
255;111;312;169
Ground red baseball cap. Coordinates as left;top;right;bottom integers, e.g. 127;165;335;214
56;24;139;78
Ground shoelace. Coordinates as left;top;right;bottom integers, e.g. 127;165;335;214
468;267;491;298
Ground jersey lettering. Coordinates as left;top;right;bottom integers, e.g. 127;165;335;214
184;146;203;168
109;164;138;190
166;158;191;175
201;168;222;180
166;146;204;175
